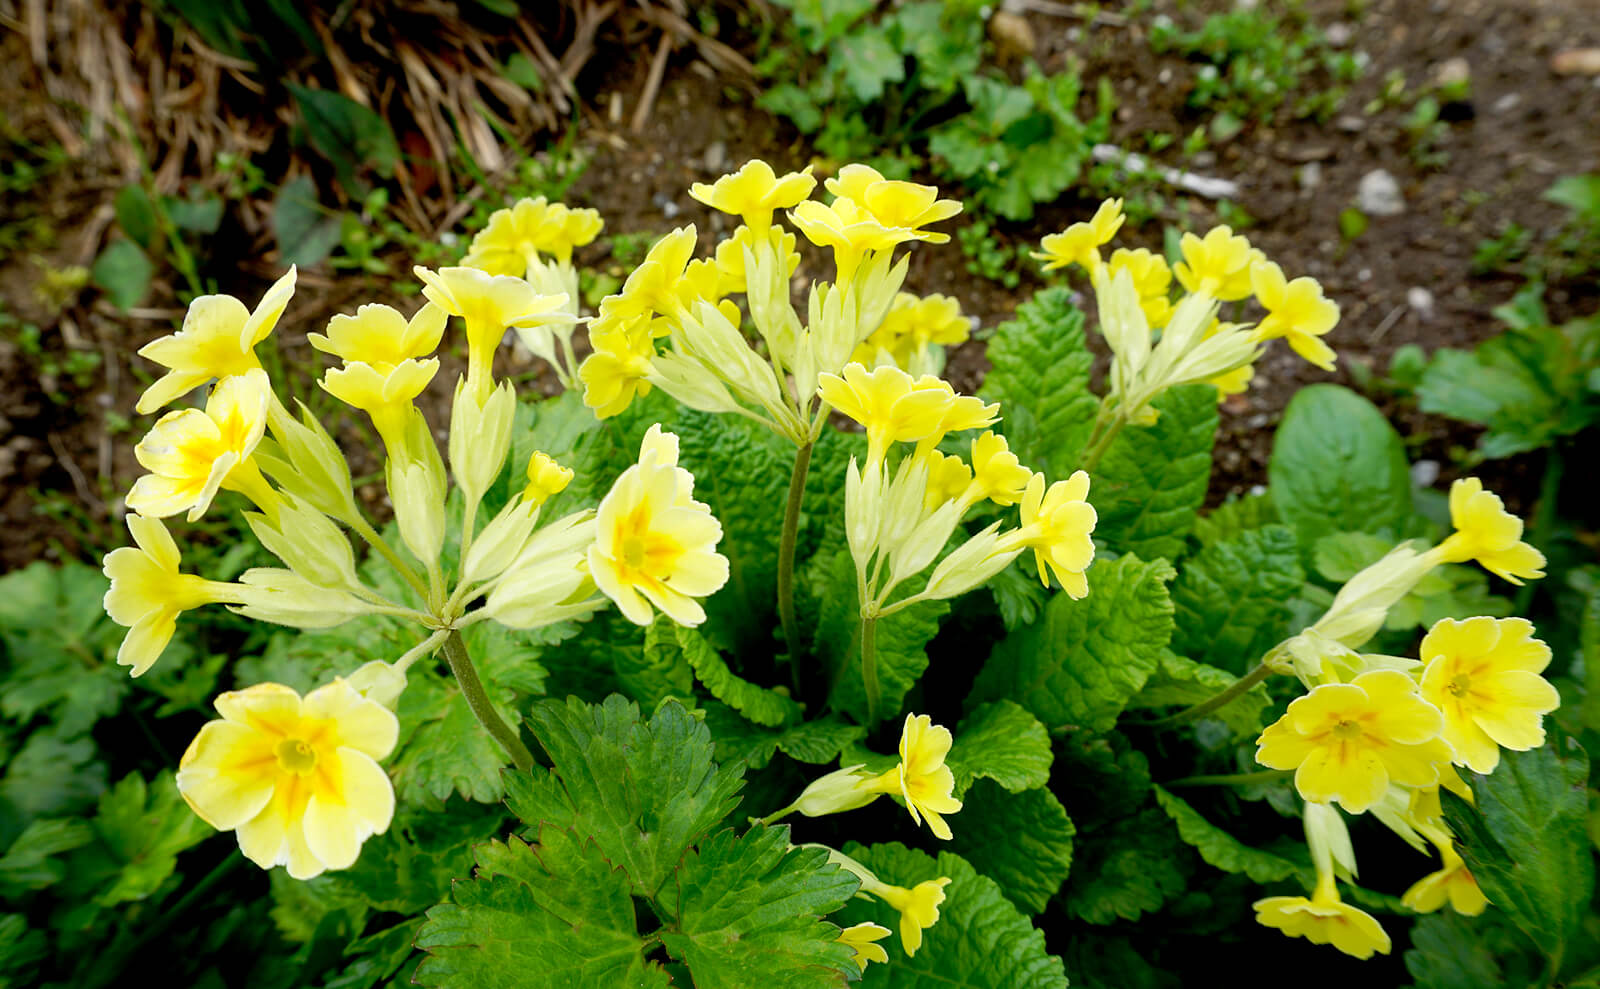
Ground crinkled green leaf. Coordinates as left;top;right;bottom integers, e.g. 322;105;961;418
0;913;45;983
69;770;212;906
504;696;744;897
829;23;904;103
1060;807;1187;924
978;287;1097;480
946;781;1074;914
1152;786;1307;885
702;705;865;771
622;617;695;711
658;825;859;988
328;801;507;916
0;561;132;738
1127;650;1270;739
1170;524;1302;674
1268;384;1412;548
0;728;106;824
836;843;1068;988
1404;912;1524;989
947;701;1052;797
321;919;424;989
0;818;93;893
819;552;950;724
1192;490;1279;545
969;554;1175;734
1443;739;1594;962
987;562;1049;631
675;624;799;728
1092;384;1218;563
414;828;669;988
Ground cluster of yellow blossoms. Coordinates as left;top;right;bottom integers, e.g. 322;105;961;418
103;203;730;877
1248;478;1553;957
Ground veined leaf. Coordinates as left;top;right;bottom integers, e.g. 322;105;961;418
978;287;1097;480
946;781;1074;914
1092;384;1218;563
675;624;800;728
1060;807;1187;925
702;705;865;771
1127;650;1270;739
947;701;1052;797
1169;524;1302;674
1152;786;1307;885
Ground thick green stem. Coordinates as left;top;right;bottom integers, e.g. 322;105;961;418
777;440;813;671
860;614;881;727
1078;407;1128;474
1144;661;1274;729
441;629;534;772
1164;769;1293;789
348;515;432;603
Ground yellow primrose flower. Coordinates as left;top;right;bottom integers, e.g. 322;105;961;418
102;514;245;676
876;877;951;956
1032;199;1125;273
580;314;657;419
463;197;604;274
1418;616;1558;774
1254;884;1391;960
825;164;962;243
690;160;816;235
524;451;574;507
176;680;397;880
413;265;572;400
309;302;446;370
135;267;296;414
968;431;1032;507
909;379;1000;459
853;292;970;372
1433;477;1547;584
599;226;700;324
1173;226;1258;301
1249;261;1339;371
920;450;973;512
817;363;957;467
1107;247;1173;326
588;424;729;626
836;922;891;971
1255;669;1454;814
863;713;964;839
319;359;439;455
788;198;904;283
1402;842;1488;916
713;224;801;296
999;471;1097;598
128;368;277;522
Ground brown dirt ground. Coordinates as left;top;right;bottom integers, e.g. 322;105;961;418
2;0;1598;571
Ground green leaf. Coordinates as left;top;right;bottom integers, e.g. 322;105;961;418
91;240;152;312
288;83;402;191
1152;786;1307;884
0;728;106;825
1268;384;1412;548
1404;912;1516;989
1443;740;1594;962
830;24;905;103
818;551;950;724
1060;807;1187;924
1092;384;1219;562
621;617;694;711
1545;173;1600;223
414;828;669;988
658;825;859;987
328;802;507;916
1582;589;1600;736
272;175;342;268
0;914;45;985
113;184;158;249
1192;490;1279;545
969;554;1176;734
504;696;744;897
978;287;1097;480
947;701;1052;797
675;624;800;729
702;705;865;771
1169;524;1303;674
71;770;212;906
1126;650;1270;739
836;843;1068;988
162;191;224;234
946;781;1074;914
0;818;94;892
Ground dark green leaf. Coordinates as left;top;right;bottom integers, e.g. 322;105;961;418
674;624;799;728
1170;524;1302;674
1152;786;1307;884
113;184;158;249
702;705;864;771
272;175;342;268
91;240;152;312
1093;385;1219;562
819;552;949;724
1268;384;1411;548
1126;649;1270;739
1060;808;1187;924
978;287;1097;480
947;701;1052;797
288;84;401;190
946;781;1074;914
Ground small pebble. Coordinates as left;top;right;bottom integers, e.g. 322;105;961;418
1357;169;1405;216
1406;286;1435;318
1411;460;1441;488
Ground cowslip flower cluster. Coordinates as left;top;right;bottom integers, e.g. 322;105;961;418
105;211;730;881
1036;199;1340;434
1243;478;1555;957
851;291;971;377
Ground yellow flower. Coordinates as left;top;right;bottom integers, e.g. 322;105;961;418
1173;226;1258;301
853;292;970;372
1000;471;1097;598
1250;261;1339;371
920;450;973;513
176;680;397;880
319;359;439;456
588;424;729;626
135;267;296;414
1107;247;1172;325
864;713;964;839
128;368;276;522
1433;477;1547;584
102;514;244;676
1032;199;1125;273
817;363;957;467
1254;889;1391;960
463;197;603;273
690;160;816;235
1202;319;1255;399
308;302;445;369
825;164;961;243
599;227;700;323
524;451;574;507
1418;616;1558;774
1402;842;1488;916
968;431;1032;507
836;922;891;971
787;198;904;283
713;224;800;296
1255;669;1454;814
876;877;951;956
413;265;572;399
579;314;657;419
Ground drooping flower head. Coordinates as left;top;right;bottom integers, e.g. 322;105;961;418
825;164;961;244
875;877;952;957
598;227;699;324
690;160;816;236
1418;616;1558;774
818;363;959;468
1107;246;1173;325
864;714;963;839
836;922;891;971
1032;198;1125;274
1255;669;1454;814
580;314;658;419
588;424;729;626
967;431;1033;507
413;265;573;401
787;198;905;284
1433;477;1547;584
1401;841;1488;916
176;680;397;880
135;267;296;414
1173;225;1259;301
1250;261;1339;371
1000;471;1097;598
309;302;446;369
1254;890;1392;960
102;514;245;676
128;368;276;522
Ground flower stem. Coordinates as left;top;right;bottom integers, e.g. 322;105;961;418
1164;768;1292;789
860;613;881;727
1078;407;1128;474
1143;661;1273;729
441;628;534;772
777;439;813;673
348;515;432;603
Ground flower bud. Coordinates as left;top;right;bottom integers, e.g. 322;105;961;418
790;765;879;818
245;495;360;592
234;569;371;628
449;379;516;505
346;659;409;710
390;460;445;567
